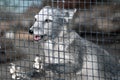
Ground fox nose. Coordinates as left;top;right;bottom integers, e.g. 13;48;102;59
29;29;33;34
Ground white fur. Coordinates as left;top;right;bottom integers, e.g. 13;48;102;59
80;55;99;80
9;63;22;79
63;9;77;22
43;39;74;64
33;56;44;72
9;63;27;80
30;6;76;36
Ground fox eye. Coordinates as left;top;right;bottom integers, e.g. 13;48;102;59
35;18;37;21
45;19;52;23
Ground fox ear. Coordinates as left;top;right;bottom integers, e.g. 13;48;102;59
63;9;77;22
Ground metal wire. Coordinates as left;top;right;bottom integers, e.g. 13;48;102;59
0;0;120;80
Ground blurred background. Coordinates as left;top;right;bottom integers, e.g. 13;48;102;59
0;0;41;13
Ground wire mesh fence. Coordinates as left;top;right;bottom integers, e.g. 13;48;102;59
0;0;120;80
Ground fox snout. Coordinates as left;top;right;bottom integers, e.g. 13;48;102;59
29;28;33;35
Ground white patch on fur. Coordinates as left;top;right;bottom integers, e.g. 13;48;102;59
9;63;16;74
44;36;74;64
33;56;41;69
63;9;76;22
33;56;44;72
9;63;23;80
59;25;68;37
80;54;99;80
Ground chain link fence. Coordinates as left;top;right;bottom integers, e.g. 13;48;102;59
0;0;120;80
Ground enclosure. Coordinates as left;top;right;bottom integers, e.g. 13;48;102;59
0;0;120;80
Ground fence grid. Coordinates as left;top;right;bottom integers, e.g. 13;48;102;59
0;0;120;80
